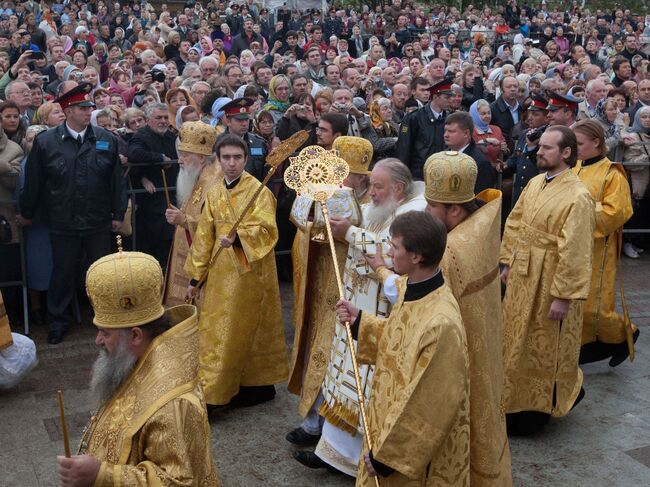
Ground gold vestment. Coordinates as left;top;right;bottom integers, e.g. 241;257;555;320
441;189;512;487
287;188;362;417
356;278;470;487
79;305;219;486
573;158;635;345
163;163;222;308
500;171;595;417
185;173;289;405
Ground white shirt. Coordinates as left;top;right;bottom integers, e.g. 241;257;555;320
65;123;88;142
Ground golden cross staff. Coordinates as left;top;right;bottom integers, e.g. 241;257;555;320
284;146;380;487
187;130;310;298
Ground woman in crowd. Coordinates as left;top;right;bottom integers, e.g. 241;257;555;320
461;65;489;110
253;110;278;153
276;93;318;149
620;106;650;258
596;99;627;162
262;75;291;125
470;99;507;166
18;124;51;326
165;87;194;130
369;97;398;141
0;101;25;145
34;102;65;128
164;30;181;61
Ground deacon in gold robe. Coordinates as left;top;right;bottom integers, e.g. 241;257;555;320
336;211;470;487
163;121;221;308
500;126;595;435
185;135;288;408
57;251;218;487
367;152;512;486
287;137;371;447
572;120;637;367
293;159;426;476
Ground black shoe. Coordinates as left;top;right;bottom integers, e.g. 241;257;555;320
609;329;640;367
293;450;329;469
571;387;586;410
229;385;276;408
286;427;321;446
47;330;65;345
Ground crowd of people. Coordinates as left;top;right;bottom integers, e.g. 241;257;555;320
0;0;649;485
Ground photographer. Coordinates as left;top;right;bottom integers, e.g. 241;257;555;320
276;94;318;148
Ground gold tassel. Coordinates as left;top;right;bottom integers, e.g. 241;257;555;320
319;398;360;436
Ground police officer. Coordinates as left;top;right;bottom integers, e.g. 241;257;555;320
19;82;127;344
395;78;454;180
503;95;548;207
216;98;268;181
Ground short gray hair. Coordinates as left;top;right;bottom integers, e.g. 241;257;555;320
144;102;168;119
373;158;414;199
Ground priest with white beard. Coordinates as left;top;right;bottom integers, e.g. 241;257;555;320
163;121;221;307
293;158;426;476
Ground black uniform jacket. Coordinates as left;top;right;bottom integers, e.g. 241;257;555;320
395;103;446;180
20;124;127;235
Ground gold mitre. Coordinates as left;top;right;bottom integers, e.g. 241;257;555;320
86;251;165;328
177;121;217;156
332;136;373;175
424;151;477;204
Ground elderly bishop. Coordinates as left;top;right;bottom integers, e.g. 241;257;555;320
163;121;221;307
57;250;218;487
294;158;426;476
286;137;371;447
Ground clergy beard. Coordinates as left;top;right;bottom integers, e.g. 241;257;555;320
175;165;202;207
365;194;400;232
89;332;138;411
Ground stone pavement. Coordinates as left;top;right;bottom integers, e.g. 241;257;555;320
1;255;649;487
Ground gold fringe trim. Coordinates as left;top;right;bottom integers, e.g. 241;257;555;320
319;398;359;436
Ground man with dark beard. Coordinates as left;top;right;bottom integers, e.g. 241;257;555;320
294;159;426;476
163;121;221;307
56;250;218;486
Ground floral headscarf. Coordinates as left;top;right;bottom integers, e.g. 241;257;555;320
263;75;291;113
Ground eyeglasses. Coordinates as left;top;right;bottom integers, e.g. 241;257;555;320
8;89;31;96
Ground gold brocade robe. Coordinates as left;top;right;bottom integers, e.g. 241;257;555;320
287;226;347;416
79;305;219;487
287;188;363;417
356;278;470;487
441;189;512;487
573;158;635;345
500;171;595;417
185;173;288;405
163;163;222;308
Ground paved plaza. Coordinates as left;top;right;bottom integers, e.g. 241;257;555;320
1;255;649;487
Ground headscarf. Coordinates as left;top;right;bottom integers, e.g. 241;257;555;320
263;75;291;113
513;33;525;45
470;100;491;133
630;106;650;134
595;100;618;137
389;57;403;73
62;35;73;54
497;44;512;61
199;36;213;56
369;98;391;133
210;97;232;127
175;105;191;130
90;109;102;127
62;65;80;81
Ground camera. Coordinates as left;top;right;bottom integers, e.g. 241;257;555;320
150;68;166;83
